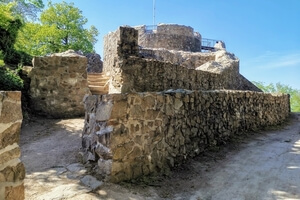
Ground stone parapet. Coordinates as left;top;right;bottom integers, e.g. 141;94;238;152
0;91;25;200
135;24;201;52
82;90;290;182
29;50;90;118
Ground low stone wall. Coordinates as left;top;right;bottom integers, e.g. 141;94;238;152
139;48;215;69
0;91;25;200
29;51;90;118
111;56;259;93
82;90;290;182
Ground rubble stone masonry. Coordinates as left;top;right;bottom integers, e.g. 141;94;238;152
29;51;90;118
103;26;261;94
83;90;290;182
135;24;201;52
84;25;290;183
0;91;25;200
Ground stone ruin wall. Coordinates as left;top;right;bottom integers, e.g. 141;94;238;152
139;48;216;69
103;26;261;94
83;25;290;182
29;51;90;118
82;90;290;182
0;91;25;200
135;24;201;52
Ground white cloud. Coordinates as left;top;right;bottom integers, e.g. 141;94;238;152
244;51;300;69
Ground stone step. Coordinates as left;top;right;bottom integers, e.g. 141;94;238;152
87;81;108;85
87;73;110;94
87;78;109;82
89;85;109;95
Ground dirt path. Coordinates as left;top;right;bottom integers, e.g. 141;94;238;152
20;113;300;200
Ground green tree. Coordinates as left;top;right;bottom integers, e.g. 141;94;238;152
0;0;44;21
15;1;99;56
253;81;300;112
14;22;57;56
0;3;30;66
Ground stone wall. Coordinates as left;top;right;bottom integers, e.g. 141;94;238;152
135;24;201;52
29;50;90;118
0;91;25;200
86;53;103;73
82;90;290;182
139;48;216;69
103;26;261;94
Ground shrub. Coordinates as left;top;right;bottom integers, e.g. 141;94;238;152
0;65;23;91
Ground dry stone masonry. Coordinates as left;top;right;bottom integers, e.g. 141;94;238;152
83;90;289;182
82;24;290;182
29;50;90;118
0;91;25;200
135;24;201;52
103;25;261;94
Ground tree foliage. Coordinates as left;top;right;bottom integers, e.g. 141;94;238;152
0;3;31;66
0;65;24;90
0;0;44;21
253;81;300;112
15;1;99;56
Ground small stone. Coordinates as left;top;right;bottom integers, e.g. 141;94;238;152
80;175;103;190
67;163;85;172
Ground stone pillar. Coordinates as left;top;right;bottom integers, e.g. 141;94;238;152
0;91;25;200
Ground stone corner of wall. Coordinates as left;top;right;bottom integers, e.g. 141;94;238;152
0;91;24;200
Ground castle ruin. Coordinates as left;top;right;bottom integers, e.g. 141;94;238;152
81;24;290;182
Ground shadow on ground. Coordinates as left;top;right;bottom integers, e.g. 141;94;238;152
20;113;300;200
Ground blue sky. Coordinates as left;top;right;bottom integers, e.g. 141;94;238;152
49;0;300;89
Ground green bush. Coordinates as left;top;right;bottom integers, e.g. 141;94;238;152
3;48;32;66
0;65;23;91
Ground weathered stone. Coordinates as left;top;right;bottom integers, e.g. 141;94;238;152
0;162;25;182
129;105;144;119
66;163;85;173
86;53;103;73
110;100;127;119
0;96;22;124
94;143;112;159
0;147;21;165
97;158;112;175
95;100;113;121
5;183;25;200
0;122;21;149
80;175;103;190
174;98;183;110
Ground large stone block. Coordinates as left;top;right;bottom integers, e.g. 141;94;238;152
95;100;113;122
5;183;25;200
0;162;25;182
0;122;21;149
0;93;22;124
0;147;21;165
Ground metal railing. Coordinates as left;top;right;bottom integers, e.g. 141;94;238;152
201;38;220;51
145;25;157;33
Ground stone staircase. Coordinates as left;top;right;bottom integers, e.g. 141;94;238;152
87;73;110;95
